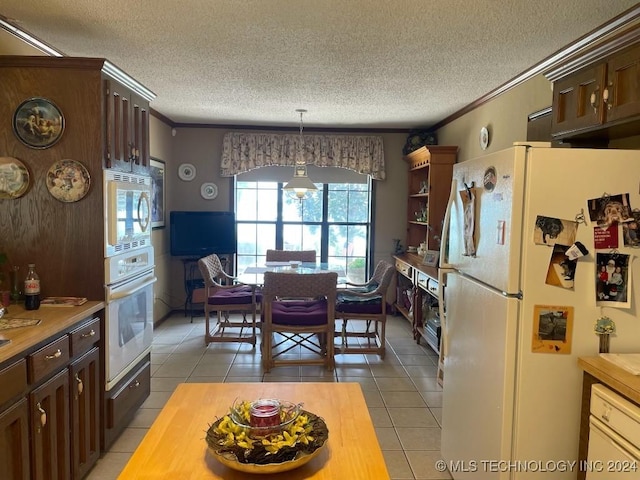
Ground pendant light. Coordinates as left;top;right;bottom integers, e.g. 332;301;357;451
284;109;317;200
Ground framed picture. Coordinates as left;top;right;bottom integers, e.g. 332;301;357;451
13;97;65;149
150;158;165;229
531;305;574;354
422;249;439;267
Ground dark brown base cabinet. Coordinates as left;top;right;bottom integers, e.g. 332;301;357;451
70;348;100;480
0;311;102;480
29;369;71;480
103;357;150;451
0;398;30;480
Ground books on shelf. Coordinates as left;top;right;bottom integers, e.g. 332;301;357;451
41;296;88;307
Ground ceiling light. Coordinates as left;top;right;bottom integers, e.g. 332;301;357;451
284;109;317;201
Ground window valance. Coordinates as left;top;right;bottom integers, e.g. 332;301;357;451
220;132;385;180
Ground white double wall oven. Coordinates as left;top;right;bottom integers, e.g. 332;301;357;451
103;170;155;390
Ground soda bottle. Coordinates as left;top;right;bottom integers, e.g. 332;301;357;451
24;264;40;310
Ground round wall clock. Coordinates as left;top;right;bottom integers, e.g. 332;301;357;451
178;163;196;181
479;126;490;150
200;182;218;200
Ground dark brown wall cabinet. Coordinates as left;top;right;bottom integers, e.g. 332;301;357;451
547;32;640;143
104;79;150;173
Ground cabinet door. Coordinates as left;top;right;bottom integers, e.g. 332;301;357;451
104;79;133;172
0;398;30;480
604;44;640;123
69;348;100;480
551;63;606;136
131;91;150;175
30;369;71;480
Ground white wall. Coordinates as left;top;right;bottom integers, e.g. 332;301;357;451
436;74;553;162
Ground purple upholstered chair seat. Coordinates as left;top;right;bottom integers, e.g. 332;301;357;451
208;286;261;306
270;299;328;326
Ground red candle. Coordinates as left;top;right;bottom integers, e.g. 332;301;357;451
249;399;281;435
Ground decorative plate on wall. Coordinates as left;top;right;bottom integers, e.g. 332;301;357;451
200;182;218;200
0;157;30;199
46;159;91;203
479;126;490;150
178;163;196;181
13;97;65;149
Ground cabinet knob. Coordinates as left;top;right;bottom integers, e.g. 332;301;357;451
36;402;47;428
80;329;96;338
45;349;62;360
75;373;84;395
590;89;599;114
129;380;140;389
603;83;613;110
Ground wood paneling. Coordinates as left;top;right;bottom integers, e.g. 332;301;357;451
0;58;106;300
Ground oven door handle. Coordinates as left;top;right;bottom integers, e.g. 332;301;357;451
109;276;157;300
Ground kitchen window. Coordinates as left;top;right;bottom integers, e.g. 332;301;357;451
235;178;373;283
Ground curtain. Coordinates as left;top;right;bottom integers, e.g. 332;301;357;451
220;132;385;180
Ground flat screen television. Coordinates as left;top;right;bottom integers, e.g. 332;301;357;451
170;211;237;256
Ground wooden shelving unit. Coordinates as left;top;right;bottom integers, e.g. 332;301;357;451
394;145;457;386
404;146;456;252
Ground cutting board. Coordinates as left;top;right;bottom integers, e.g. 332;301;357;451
599;353;640;375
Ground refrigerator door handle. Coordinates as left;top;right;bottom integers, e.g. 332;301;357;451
439;178;457;269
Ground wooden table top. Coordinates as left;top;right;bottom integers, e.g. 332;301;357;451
118;382;390;479
578;356;640;405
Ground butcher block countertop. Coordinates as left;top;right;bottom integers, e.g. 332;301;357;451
0;301;104;364
578;356;640;405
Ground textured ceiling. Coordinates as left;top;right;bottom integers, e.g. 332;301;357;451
1;1;639;129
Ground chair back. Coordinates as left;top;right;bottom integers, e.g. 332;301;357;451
262;271;337;303
197;254;225;288
265;249;317;263
372;261;395;297
370;260;391;286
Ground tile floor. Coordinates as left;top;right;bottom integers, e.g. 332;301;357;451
86;312;452;480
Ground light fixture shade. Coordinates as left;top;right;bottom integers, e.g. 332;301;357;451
284;109;317;200
284;174;317;192
284;172;318;199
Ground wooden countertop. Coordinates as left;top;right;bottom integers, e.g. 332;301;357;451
118;382;390;479
0;301;104;364
578;356;640;404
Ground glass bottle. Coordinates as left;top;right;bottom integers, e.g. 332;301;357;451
24;264;40;310
10;265;21;303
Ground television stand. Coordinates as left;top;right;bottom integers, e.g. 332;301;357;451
182;258;205;319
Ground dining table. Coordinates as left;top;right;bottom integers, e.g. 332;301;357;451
237;261;347;286
117;382;390;479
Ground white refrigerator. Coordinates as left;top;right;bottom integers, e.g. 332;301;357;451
439;142;640;479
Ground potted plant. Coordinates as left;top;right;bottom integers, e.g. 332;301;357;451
594;316;616;353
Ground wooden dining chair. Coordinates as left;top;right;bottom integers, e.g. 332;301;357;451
335;260;395;358
265;249;317;263
198;254;260;346
261;271;337;372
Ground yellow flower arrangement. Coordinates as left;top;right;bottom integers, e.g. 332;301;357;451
205;399;328;466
